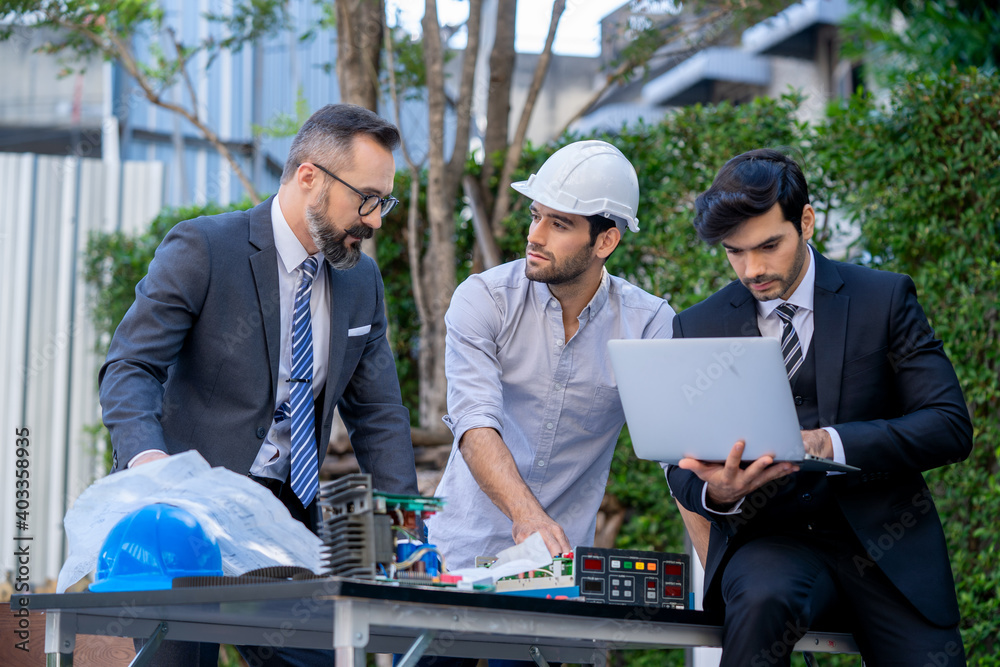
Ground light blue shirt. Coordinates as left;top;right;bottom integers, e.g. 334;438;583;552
426;259;675;569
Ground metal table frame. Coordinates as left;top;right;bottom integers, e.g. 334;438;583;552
20;578;858;666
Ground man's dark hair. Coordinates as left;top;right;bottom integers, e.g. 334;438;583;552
281;104;401;184
586;214;616;245
692;148;810;245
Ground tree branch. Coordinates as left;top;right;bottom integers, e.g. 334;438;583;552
463;174;501;269
383;12;429;326
489;0;566;233
167;26;201;124
446;0;484;183
50;12;261;204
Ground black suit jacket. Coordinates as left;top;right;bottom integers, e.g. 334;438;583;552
667;250;972;627
100;197;419;500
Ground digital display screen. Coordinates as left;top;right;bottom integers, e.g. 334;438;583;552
583;579;604;593
663;585;683;598
583;558;603;572
663;563;683;576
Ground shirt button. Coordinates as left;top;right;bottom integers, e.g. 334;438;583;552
256;427;266;438
537;460;546;467
546;422;554;430
553;383;563;391
801;493;812;502
555;339;564;348
794;396;804;406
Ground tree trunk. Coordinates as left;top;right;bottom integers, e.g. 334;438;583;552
417;0;483;428
335;0;385;111
479;0;517;217
488;0;565;237
335;0;386;260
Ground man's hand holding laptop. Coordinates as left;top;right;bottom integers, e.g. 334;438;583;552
678;429;835;511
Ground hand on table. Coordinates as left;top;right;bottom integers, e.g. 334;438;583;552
512;511;571;557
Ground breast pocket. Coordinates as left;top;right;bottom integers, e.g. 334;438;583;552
842;345;889;379
583;385;625;433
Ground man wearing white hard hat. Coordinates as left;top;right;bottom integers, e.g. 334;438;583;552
425;140;676;571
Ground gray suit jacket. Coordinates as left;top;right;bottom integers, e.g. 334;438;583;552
99;197;418;497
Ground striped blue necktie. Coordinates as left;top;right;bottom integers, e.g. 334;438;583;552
289;256;320;506
775;302;804;382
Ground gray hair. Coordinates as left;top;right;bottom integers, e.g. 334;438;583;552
280;104;400;184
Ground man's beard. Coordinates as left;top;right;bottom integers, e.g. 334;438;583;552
306;195;373;270
742;237;809;302
524;242;592;285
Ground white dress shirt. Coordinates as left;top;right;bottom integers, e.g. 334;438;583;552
247;197;330;480
704;246;846;514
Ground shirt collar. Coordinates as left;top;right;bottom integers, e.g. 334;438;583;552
583;267;611;320
271;196;321;274
531;266;611;321
757;245;816;319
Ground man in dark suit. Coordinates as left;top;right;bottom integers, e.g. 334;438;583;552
667;149;972;666
99;104;418;666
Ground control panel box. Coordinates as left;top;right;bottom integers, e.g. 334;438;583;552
573;547;691;609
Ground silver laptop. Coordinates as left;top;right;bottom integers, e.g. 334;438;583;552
608;338;858;472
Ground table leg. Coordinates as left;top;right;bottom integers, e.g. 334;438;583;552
334;599;369;667
130;622;169;667
44;611;76;666
396;630;437;667
528;645;550;667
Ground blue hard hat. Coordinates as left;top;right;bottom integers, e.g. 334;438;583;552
89;503;223;592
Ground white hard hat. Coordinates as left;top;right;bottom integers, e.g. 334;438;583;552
511;140;640;233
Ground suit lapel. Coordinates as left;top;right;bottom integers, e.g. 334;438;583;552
811;251;848;427
726;283;763;338
323;262;349;420
248;197;282;395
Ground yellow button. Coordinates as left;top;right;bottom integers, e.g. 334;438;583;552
636;562;645;570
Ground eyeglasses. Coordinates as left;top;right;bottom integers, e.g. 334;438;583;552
306;162;399;218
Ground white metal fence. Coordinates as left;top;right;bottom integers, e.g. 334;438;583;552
1;153;164;591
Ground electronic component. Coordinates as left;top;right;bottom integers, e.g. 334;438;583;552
318;475;465;586
573;547;690;609
494;555;577;597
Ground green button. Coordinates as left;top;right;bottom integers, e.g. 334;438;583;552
624;561;633;569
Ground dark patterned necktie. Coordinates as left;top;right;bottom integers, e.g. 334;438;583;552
775;302;804;382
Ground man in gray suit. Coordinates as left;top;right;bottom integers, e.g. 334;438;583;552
99;104;418;666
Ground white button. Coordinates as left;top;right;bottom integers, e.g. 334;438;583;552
553;383;562;391
537;460;546;467
545;422;554;430
555;339;564;347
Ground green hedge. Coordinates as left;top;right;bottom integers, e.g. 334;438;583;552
819;67;1000;664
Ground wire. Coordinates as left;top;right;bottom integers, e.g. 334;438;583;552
391;525;419;541
395;546;448;575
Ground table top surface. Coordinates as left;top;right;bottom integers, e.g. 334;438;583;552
18;577;722;627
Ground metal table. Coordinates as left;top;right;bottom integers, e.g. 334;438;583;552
19;578;858;666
